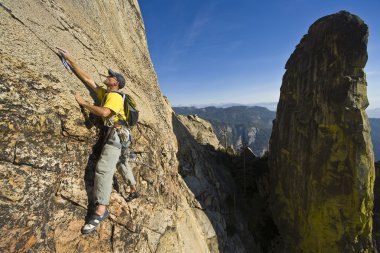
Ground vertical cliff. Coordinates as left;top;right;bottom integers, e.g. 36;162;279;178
0;1;252;252
173;113;257;252
269;11;375;252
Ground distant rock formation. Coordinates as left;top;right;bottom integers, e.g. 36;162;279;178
269;11;375;252
176;114;222;149
173;106;275;156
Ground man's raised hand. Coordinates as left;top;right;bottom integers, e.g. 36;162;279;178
56;47;70;59
75;93;87;106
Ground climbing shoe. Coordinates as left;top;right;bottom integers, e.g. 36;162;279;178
81;210;110;234
126;192;139;202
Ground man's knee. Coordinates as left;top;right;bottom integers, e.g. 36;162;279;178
96;144;121;173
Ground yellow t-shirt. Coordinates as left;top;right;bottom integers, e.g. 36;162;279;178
97;87;126;123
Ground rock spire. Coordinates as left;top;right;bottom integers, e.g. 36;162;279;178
269;11;375;252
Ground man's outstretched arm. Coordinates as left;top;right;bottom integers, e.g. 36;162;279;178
57;47;99;93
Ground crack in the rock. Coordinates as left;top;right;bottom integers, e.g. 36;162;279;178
56;16;93;52
59;194;87;209
137;122;154;131
140;224;165;236
1;1;96;64
72;33;93;52
0;194;21;203
127;0;144;25
0;2;56;54
9;140;66;173
0;2;26;26
13;141;17;164
26;18;42;27
0;156;52;173
125;227;137;234
48;24;68;32
110;224;115;252
138;230;155;253
153;225;177;253
59;120;85;141
110;219;128;229
12;160;39;169
59;121;89;142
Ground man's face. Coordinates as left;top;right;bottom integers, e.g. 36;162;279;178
103;75;118;90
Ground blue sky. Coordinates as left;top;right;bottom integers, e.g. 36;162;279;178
139;0;380;109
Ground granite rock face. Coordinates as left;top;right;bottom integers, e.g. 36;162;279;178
269;11;375;252
0;1;251;252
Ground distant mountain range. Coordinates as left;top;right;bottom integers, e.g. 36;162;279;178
173;102;278;112
368;108;380;118
173;105;380;117
174;106;380;161
370;118;380;162
173;106;275;156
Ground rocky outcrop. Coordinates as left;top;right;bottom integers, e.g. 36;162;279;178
0;1;251;252
269;11;375;252
176;114;222;149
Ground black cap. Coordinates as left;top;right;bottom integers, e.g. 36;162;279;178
108;69;126;89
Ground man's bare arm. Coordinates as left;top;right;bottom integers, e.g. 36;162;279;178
57;47;99;93
75;94;111;117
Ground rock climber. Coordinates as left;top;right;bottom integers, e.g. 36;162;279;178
57;47;139;234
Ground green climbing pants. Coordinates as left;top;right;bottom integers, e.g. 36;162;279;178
94;129;136;205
